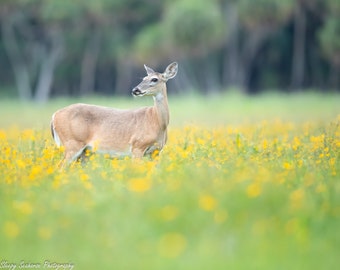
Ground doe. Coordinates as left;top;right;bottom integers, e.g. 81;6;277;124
51;62;178;165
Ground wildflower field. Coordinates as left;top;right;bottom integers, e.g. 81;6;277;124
0;93;339;269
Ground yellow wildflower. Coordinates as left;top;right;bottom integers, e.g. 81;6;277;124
316;183;327;193
21;129;36;140
0;130;7;140
292;136;301;151
38;226;52;240
29;165;43;180
128;178;151;193
262;139;268;150
80;173;89;181
158;232;187;258
160;205;179;221
246;183;262;198
290;189;305;210
214;210;228;224
3;221;20;238
13;201;33;215
199;194;217;211
283;162;294;170
16;159;26;169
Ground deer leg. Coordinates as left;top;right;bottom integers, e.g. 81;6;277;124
64;140;88;164
132;147;145;158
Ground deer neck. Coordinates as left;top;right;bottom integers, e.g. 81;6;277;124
153;85;169;130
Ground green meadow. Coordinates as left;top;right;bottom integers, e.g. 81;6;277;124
0;92;339;269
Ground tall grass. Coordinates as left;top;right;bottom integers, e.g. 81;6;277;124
0;92;339;269
1;91;339;128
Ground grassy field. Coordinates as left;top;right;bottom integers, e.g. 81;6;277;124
0;92;339;269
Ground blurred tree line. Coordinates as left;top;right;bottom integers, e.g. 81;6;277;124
0;0;339;102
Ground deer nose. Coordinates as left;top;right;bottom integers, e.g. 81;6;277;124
132;87;142;96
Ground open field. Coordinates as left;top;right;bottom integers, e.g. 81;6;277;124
0;92;340;269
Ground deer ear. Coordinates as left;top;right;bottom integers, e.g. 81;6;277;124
144;64;155;75
162;62;178;80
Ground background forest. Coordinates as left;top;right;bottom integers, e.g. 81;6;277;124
0;0;339;102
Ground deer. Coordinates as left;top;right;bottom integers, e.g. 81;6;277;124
51;62;178;166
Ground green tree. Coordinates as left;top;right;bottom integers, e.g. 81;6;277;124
319;0;340;89
1;0;69;102
134;0;225;93
163;0;224;57
0;0;339;99
44;0;113;99
234;0;294;91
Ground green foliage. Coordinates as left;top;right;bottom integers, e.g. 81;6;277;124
325;0;340;15
133;23;166;64
163;0;225;56
319;16;340;65
40;0;81;22
133;0;226;63
238;0;294;28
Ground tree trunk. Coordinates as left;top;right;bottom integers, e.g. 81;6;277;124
222;2;272;92
80;29;101;96
291;2;306;90
205;56;220;94
2;15;32;100
34;28;63;103
240;27;272;92
329;63;340;91
222;2;241;89
114;58;134;95
175;59;200;94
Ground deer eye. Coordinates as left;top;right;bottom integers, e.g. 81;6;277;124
151;78;158;83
